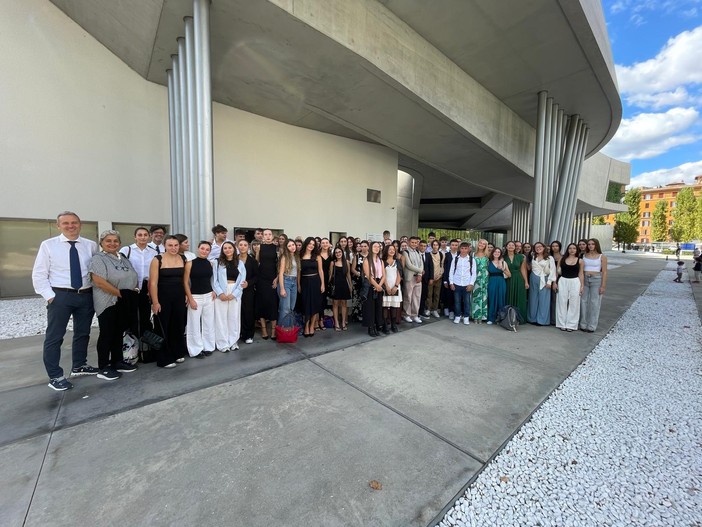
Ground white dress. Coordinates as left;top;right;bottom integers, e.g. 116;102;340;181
383;261;403;308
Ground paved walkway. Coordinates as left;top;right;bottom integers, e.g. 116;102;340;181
1;253;672;526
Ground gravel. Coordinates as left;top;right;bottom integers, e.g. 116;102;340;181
0;297;97;340
437;262;702;527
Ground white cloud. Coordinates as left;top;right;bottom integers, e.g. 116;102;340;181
602;107;700;160
626;87;695;109
616;25;702;97
629;159;702;188
608;0;702;25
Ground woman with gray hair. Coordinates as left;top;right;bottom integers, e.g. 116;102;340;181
89;230;139;380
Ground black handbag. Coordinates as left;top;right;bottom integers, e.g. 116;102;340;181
139;316;164;362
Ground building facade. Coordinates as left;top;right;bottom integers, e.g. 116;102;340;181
0;0;628;296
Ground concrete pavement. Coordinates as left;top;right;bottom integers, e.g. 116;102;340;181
1;253;670;526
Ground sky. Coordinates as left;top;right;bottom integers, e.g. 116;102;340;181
599;0;702;189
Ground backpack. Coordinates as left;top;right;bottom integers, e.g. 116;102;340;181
497;305;522;332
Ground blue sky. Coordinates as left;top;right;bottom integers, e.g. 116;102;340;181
599;0;702;188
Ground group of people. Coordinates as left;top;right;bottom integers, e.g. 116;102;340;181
32;212;607;391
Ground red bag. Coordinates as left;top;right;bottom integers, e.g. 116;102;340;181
276;314;300;343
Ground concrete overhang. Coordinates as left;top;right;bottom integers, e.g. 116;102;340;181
49;0;621;227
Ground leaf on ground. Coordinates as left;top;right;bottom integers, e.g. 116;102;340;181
499;476;509;483
369;480;382;490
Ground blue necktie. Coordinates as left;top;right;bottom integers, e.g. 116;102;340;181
68;241;82;289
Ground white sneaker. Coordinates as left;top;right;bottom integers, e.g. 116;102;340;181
449;312;454;319
245;338;254;344
163;363;177;368
432;310;441;318
487;321;493;325
443;308;449;316
232;343;239;350
404;316;413;323
175;357;185;363
413;317;423;323
454;316;461;324
463;318;470;325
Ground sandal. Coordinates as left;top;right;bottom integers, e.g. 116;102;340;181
334;325;341;331
342;323;348;331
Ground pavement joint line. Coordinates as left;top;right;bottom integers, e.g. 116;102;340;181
22;390;65;527
305;355;488;466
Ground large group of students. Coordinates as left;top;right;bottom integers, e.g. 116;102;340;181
32;211;607;391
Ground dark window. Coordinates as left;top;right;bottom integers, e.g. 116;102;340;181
367;189;381;203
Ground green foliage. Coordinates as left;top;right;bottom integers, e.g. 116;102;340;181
606;182;624;203
697;199;702;240
669;224;684;242
623;188;641;220
613;213;639;245
672;187;697;242
592;215;606;225
651;200;668;242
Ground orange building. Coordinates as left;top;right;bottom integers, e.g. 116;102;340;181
600;176;702;243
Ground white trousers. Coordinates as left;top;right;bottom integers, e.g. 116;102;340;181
555;277;580;330
215;283;241;350
186;292;215;356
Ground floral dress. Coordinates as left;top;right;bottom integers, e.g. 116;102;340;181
471;255;488;321
350;254;365;321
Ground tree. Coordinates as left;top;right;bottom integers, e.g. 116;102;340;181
696;199;702;240
672;187;697;241
670;223;683;242
613;213;638;247
592;215;606;225
651;200;668;242
623;187;642;221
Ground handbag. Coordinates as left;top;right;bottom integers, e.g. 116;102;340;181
359;276;370;301
122;331;139;365
141;315;164;353
276;313;300;344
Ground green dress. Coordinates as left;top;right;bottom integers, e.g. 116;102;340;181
471;255;488;321
505;253;527;322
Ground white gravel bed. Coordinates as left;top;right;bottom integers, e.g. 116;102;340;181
437;262;702;527
0;297;97;340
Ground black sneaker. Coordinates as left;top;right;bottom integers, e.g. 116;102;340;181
194;352;205;359
116;361;138;373
96;368;122;381
48;377;74;391
202;350;214;357
70;364;99;377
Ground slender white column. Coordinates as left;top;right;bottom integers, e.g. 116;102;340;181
194;0;214;242
167;69;179;234
170;56;184;234
185;17;199;240
563;127;589;243
549;116;580;242
177;38;190;234
532;91;547;242
542;98;553;238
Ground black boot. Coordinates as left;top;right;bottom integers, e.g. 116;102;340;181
391;321;398;333
382;324;389;334
368;327;377;337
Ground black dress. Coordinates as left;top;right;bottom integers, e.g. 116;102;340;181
241;256;259;340
318;253;331;317
155;255;187;367
331;264;351;300
300;257;322;320
255;244;278;320
351;254;365;321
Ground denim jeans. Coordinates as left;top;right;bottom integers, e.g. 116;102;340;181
278;275;298;325
43;289;94;379
453;287;472;318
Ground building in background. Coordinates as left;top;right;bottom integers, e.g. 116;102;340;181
0;0;628;296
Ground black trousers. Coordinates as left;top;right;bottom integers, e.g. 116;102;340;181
97;303;127;369
240;288;255;340
155;298;187;367
362;291;384;328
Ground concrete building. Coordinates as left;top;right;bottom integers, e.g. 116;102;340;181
0;0;628;297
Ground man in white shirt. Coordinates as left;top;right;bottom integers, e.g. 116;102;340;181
402;236;425;323
208;224;229;261
442;239;460;317
448;242;476;325
147;225;166;254
32;211;99;391
120;226;157;336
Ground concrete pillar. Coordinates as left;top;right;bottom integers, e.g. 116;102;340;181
531;91;547;242
167;67;181;234
193;0;214;242
177;37;190;235
184;17;198;240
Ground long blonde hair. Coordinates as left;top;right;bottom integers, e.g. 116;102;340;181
280;240;299;274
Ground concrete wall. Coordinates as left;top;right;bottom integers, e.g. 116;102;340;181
578;153;630;212
0;0;171;225
0;0;398;240
214;104;398;238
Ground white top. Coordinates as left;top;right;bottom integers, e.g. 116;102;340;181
32;234;98;300
582;254;602;273
119;243;157;284
448;255;477;287
531;256;557;289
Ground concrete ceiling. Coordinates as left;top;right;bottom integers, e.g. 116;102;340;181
49;0;621;230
